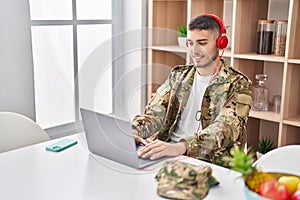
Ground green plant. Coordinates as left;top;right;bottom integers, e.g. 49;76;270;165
258;137;275;154
223;146;274;192
178;25;187;37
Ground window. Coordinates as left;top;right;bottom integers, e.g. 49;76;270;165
29;0;113;131
31;26;75;128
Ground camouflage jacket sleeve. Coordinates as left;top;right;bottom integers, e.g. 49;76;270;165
187;68;253;167
132;64;194;139
132;73;172;139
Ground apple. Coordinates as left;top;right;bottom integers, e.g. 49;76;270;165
258;178;290;200
278;176;300;194
292;189;300;200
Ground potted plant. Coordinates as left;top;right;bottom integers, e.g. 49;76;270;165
177;25;187;47
256;137;275;159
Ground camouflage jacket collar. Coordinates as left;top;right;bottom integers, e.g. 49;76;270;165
183;59;231;89
188;59;231;85
209;59;232;85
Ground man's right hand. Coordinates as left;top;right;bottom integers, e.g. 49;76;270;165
133;130;148;146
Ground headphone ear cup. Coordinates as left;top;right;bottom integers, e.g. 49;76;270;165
216;35;228;49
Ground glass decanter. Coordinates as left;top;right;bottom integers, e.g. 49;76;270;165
252;74;269;111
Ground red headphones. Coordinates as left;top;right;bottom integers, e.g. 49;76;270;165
187;14;228;49
203;14;228;49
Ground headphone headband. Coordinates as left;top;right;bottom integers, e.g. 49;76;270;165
202;13;227;34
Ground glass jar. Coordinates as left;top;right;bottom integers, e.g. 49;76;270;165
274;20;288;56
272;95;281;113
252;74;269;111
256;20;275;54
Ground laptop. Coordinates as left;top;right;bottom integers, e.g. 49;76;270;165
80;108;170;169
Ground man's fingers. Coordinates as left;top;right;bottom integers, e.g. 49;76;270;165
141;141;166;159
139;138;148;146
134;135;148;146
148;151;164;160
146;138;153;143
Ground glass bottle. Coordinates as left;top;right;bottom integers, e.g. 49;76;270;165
272;95;281;114
274;20;288;56
252;74;269;111
256;20;275;54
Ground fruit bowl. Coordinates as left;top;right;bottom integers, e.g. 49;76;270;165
224;145;300;200
243;172;300;200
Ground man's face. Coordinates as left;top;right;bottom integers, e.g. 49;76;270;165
187;29;219;68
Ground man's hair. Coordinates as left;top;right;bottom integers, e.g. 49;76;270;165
188;15;221;36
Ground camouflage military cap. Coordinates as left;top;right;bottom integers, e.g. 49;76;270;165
155;161;219;200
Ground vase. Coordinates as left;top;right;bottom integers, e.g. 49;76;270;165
256;151;264;159
177;37;187;47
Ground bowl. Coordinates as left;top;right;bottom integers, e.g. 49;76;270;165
244;184;270;200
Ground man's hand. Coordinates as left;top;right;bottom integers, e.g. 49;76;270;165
134;135;148;146
133;129;148;146
138;138;187;160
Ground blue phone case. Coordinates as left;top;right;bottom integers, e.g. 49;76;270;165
46;138;77;152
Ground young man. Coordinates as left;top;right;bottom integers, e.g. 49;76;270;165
132;14;252;167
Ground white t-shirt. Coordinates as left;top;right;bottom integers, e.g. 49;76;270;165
171;71;211;142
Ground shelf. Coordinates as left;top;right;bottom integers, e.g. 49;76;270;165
151;45;188;53
234;52;286;63
249;110;281;122
283;116;300;127
288;59;300;64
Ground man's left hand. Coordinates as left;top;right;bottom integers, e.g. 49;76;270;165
138;138;187;160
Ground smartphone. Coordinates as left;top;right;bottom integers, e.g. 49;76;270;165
46;138;77;152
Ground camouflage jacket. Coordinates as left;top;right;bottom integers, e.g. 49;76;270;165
132;59;252;167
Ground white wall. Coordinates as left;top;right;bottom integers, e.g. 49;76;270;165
0;0;35;120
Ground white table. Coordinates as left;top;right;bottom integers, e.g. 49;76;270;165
0;133;246;200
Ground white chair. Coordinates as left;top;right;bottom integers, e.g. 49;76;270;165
253;145;300;176
0;112;50;153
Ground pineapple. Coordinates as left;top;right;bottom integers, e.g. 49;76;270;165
224;145;274;192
